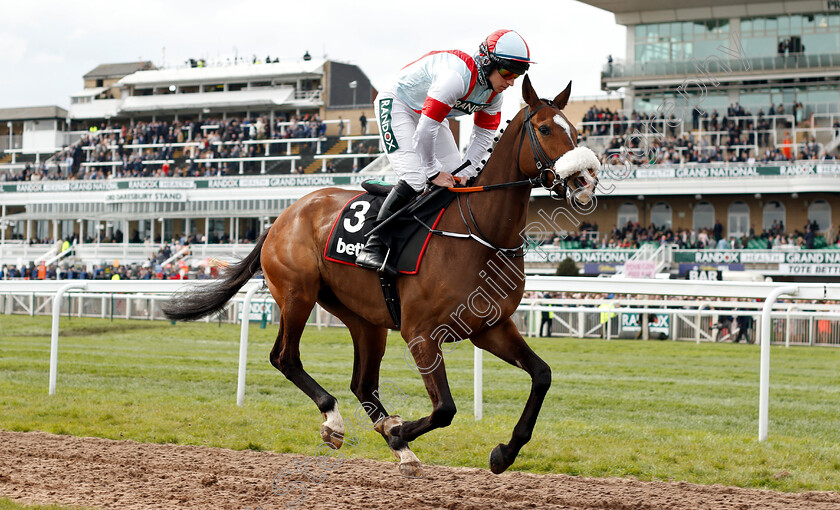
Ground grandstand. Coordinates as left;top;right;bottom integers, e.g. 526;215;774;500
0;55;393;276
517;0;840;281
1;11;839;283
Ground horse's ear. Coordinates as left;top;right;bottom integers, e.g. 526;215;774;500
521;75;541;109
552;81;573;110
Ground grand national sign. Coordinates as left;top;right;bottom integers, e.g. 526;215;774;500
0;174;396;193
605;163;840;180
524;249;635;264
1;163;838;193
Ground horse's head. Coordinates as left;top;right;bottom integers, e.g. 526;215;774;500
516;76;599;205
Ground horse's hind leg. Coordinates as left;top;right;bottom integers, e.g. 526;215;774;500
266;283;347;449
319;293;423;477
470;317;551;474
391;325;458;443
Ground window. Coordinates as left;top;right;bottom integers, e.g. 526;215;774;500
808;200;831;232
60;220;74;240
728;201;750;238
36;220;50;240
634;19;731;63
650;202;672;229
209;218;226;243
617;202;639;228
693;202;715;230
762;201;786;231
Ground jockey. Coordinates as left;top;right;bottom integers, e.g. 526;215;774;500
356;29;534;274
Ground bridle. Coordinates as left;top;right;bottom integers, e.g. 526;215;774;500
517;100;571;201
449;100;575;201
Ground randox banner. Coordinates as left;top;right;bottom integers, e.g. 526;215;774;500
673;250;840;264
620;313;670;335
1;174;397;193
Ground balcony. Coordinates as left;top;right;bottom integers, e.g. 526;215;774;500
602;52;840;87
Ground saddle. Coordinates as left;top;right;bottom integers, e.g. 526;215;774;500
324;180;457;328
324;181;456;275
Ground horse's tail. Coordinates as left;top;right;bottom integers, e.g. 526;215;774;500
162;229;269;321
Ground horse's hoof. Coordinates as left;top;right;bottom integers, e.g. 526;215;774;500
489;443;513;474
320;424;343;449
399;461;423;478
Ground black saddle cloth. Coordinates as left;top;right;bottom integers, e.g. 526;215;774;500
325;182;456;274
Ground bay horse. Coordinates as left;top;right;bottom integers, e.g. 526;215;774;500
162;75;600;476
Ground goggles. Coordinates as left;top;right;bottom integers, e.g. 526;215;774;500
498;67;521;80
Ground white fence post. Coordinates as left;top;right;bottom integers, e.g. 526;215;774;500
49;282;87;395
474;346;483;420
237;285;261;407
759;285;798;442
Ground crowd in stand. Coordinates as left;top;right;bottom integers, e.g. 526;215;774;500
0;233;246;281
542;218;836;251
2;98;838;183
581;101;839;165
0;113;334;182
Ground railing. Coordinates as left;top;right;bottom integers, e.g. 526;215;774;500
187;155;301;174
0;242;261;267
312;152;384;173
0;242;55;265
41;241;76;266
159;245;190;267
603;53;840;80
580;113;830;158
2;287;838;347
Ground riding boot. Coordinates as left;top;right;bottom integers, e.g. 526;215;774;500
355;181;418;276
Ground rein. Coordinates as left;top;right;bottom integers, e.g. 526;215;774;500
426;102;569;256
448;100;569;200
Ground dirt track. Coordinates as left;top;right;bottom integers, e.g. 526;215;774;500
1;431;839;510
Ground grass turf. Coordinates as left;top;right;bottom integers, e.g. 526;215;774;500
1;315;838;492
0;498;92;510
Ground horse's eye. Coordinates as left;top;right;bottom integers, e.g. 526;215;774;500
538;126;551;136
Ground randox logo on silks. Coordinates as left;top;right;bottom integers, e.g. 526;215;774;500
452;99;489;115
378;98;399;154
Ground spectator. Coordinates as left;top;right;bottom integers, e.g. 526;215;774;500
359;113;367;135
713;311;734;342
734;313;753;344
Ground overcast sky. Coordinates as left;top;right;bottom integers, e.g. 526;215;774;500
1;0;625;143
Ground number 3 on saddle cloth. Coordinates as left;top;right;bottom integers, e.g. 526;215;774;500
324;180;456;275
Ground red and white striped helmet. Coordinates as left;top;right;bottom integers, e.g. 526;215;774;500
480;29;534;75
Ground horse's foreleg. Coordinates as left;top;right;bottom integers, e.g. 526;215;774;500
320;295;423;476
470;318;551;474
348;327;423;477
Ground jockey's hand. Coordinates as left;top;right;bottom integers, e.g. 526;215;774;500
430;172;456;188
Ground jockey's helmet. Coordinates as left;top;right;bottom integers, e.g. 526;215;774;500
478;29;534;77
